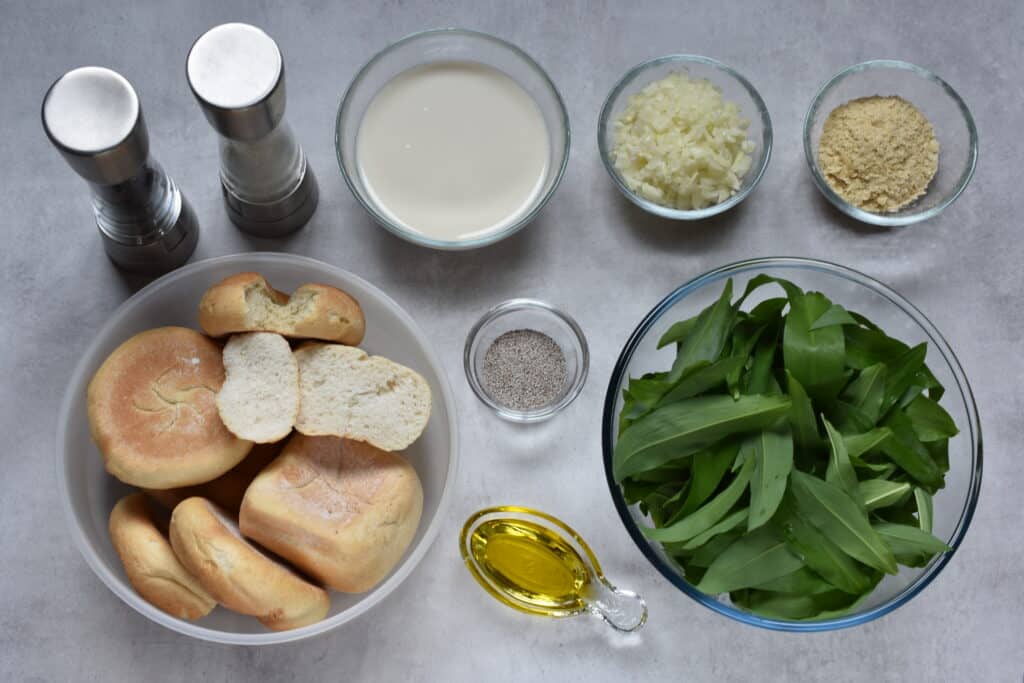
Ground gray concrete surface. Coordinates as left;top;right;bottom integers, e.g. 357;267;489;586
2;0;1021;680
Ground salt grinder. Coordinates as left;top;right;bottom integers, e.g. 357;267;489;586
187;23;318;237
41;67;199;274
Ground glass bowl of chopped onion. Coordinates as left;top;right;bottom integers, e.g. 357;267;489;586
598;55;772;220
803;60;978;226
602;257;981;631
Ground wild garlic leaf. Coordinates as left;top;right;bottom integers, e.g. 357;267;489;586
697;526;804;595
873;522;950;565
790;471;898;575
841;362;888;424
784;291;847;401
824;418;859;498
785;371;820;449
905;395;959;442
687;530;743;568
914;488;934;533
743;329;780;395
747;424;794;531
843;427;893;459
656;356;745;408
668;279;735;382
680;507;749;551
773;495;873;595
809;303;859;330
657;316;699;349
678;439;741;517
880;411;943;488
614;394;791;481
880;343;928;416
858;479;912;510
753;566;835;595
642;456;754;542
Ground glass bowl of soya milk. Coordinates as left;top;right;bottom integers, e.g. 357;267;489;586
336;29;571;250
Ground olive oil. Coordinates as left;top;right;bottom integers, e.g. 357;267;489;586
469;518;590;612
460;506;648;631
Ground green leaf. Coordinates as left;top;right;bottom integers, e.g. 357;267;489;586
657;316;698;349
874;522;950;565
656;356;746;407
678;440;740;517
824;418;859;498
668;279;735;381
679;507;749;551
735;591;819;619
858;479;912;510
642;456;754;542
790;471;898;575
844;325;911;369
747;424;794;531
843;427;893;459
687;530;743;568
841;363;888;424
696;526;804;594
914;488;934;533
747;297;788;323
753;567;835;595
880;411;942;487
743;329;779;395
773;495;873;595
783;291;847;401
826;399;875;434
810;304;859;330
785;371;820;449
905;395;959;442
613;394;791;481
880;343;928;416
725;324;768;396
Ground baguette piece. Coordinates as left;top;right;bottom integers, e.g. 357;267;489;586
87;327;253;489
146;440;283;515
169;497;330;631
216;332;299;443
109;493;216;621
240;435;423;593
293;344;431;451
198;273;365;345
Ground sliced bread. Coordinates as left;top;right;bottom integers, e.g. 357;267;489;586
216;332;299;443
294;343;431;451
198;272;365;345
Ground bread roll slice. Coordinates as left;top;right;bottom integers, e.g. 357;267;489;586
109;493;216;621
87;327;253;489
293;343;431;451
146;440;283;514
240;434;423;593
169;497;330;631
198;273;365;346
216;332;299;443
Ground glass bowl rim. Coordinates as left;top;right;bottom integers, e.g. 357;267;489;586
600;256;983;632
464;297;590;423
802;59;979;227
597;53;773;221
334;27;572;251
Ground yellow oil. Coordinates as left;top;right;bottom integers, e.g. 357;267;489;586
469;518;591;613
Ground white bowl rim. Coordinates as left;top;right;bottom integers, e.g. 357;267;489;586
55;252;460;645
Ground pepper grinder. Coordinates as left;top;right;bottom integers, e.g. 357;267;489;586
187;23;318;237
41;67;199;274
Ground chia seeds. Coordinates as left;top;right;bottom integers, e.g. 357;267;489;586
482;329;567;411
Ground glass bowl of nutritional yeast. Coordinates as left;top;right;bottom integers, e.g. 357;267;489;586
598;54;772;220
602;258;981;631
803;60;978;226
336;28;570;250
464;299;589;422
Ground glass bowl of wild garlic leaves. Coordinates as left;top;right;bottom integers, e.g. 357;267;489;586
601;257;981;631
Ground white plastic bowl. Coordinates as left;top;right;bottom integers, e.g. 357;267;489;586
56;253;459;645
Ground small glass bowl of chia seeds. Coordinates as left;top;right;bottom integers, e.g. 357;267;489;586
464;299;589;422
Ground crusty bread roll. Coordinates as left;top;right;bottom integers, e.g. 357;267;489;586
146;440;282;514
169;497;330;631
109;493;216;621
216;332;299;443
198;273;365;346
87;327;253;489
293;343;431;451
240;434;423;593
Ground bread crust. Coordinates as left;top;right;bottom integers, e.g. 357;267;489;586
146;440;283;514
87;327;253;489
108;493;216;621
239;434;423;593
198;272;365;345
169;497;330;631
